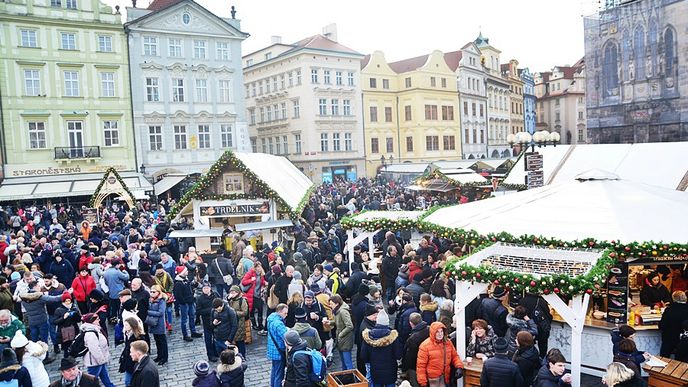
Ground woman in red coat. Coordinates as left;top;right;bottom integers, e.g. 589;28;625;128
241;261;268;331
71;267;96;314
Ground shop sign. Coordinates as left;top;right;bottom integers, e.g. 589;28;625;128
82;208;98;224
526;170;544;189
524;153;543;171
200;201;270;217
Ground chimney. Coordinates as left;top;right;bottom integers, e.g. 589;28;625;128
271;36;282;44
322;23;338;42
131;0;136;7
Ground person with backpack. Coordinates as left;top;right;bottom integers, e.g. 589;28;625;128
505;306;538;355
197;281;221;362
0;347;32;387
293;307;322;351
284;329;325;387
226;286;249;357
78;313;115;387
361;309;402;387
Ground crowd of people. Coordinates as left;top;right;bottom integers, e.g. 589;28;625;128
0;178;683;387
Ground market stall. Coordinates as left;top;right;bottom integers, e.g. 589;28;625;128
407;167;491;203
168;151;314;252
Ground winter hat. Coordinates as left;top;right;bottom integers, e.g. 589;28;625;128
376;309;390;327
304;290;314;299
201;280;211;288
293;271;302;281
492;286;507;299
154;263;163;271
10;272;20;282
494;337;509;353
284;329;303;347
193;360;210;377
10;331;28;349
59;357;78;371
89;289;104;302
81;313;98;324
323;264;333;273
272;265;282;275
358;284;370;296
293;252;303;261
351;262;361;272
175;266;187;275
61;291;72;303
365;304;379;317
368;285;379;297
229;285;241;295
0;348;18;369
122;299;137;311
294;307;307;320
309;283;321;294
118;289;132;297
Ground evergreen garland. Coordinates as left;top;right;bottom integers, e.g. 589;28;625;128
89;167;137;208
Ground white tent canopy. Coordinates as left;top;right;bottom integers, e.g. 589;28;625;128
424;169;688;244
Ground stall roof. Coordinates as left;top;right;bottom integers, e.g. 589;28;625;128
441;169;488;185
382;163;429;174
350;210;425;223
503;143;688;190
169;229;225;238
235;219;294;232
430;160;479;170
154;174;186;195
424;169;688;244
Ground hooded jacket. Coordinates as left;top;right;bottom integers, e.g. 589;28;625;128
416;322;463;387
506;313;538;352
19;290;62;326
227;295;248;342
420;301;439;325
293;321;322;350
333;303;354;351
401;320;429;372
360;324;402;384
513;345;540;387
81;322;110;367
217;356;247;387
284;341;317;387
20;340;50;387
0;363;32;387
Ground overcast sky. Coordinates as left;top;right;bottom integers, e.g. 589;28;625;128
104;0;600;72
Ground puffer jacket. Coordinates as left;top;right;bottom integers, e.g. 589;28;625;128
293;321;322;350
534;364;571;387
217;356;247;387
146;297;166;335
420;301;438;325
266;312;287;361
333;303;354;351
19;290;63;326
21;341;50;387
227;295;249;342
416;322;463;387
211;302;238;342
481;353;524;387
360;324;402;385
513;345;540;387
506;314;538;352
81;322;110;367
0;364;32;387
191;371;219;387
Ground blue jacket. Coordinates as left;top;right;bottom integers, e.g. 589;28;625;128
147;298;166;335
266;312;287;361
481;354;524;387
360;325;402;384
396;303;418;344
103;267;129;300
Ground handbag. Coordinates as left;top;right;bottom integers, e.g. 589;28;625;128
215;259;233;286
267;285;279;309
244;319;252;344
60;325;76;342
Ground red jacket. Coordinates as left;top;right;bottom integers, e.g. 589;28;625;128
71;274;96;302
408;261;422;283
241;268;267;312
78;253;93;271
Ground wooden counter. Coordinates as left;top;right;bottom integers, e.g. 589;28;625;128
463;358;484;387
642;356;688;387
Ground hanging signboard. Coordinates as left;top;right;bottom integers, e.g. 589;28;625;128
199;200;270;217
524;153;543;171
82;208;99;224
526;170;544;189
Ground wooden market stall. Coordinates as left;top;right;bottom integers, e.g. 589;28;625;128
406;166;491;204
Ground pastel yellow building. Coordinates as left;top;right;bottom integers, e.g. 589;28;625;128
361;50;462;177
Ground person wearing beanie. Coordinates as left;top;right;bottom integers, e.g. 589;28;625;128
478;336;524;386
287;271;306;300
402;313;430;386
216;345;247;387
49;356;99;387
283;329;316;387
324;263;344;297
191;359;218;387
307;264;326;293
354;302;379;376
477;286;509;337
0;347;32;387
195;280;221;362
293;307;322;351
302;290;327;355
10;330;52;387
367;284;384;311
54;291;82;357
417;322;464;387
17;279;63;347
227;285;249;357
102;258;130;324
211;298;239;356
173;263;201;342
361;306;402;387
345;262;367;299
290;251;309;281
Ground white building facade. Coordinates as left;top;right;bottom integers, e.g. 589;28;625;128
457;42;488;159
125;0;249;180
243;31;365;183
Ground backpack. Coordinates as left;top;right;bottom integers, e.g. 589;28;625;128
69;330;96;357
0;369;18;387
532;298;551;336
292;348;327;383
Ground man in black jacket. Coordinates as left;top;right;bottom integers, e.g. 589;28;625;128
659;290;688;356
381;246;401;302
402;313;429;387
345;263;368;300
519;292;552;357
131;279;150;330
49;357;100;387
478;286;509;337
196;281;220;362
130;340;160;387
207;253;234;297
284;329;318;387
172;266;201;342
480;337;524;387
211;298;238;354
274;265;293;305
355;304;378;376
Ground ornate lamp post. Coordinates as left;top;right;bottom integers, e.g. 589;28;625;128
508;130;560;189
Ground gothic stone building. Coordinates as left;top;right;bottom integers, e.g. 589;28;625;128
584;0;688;143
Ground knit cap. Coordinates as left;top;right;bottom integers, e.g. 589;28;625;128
377;309;390;327
193;360;210;377
284;329;303;347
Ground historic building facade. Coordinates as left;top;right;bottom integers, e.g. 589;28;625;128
126;0;249;180
457;42;488;159
0;0;139;199
502;59;525;147
361;50;462;176
520;67;537;135
584;0;688;143
243;26;365;183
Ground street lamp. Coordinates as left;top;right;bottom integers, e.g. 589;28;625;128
380;155;388;172
508;130;560;153
139;164;146;175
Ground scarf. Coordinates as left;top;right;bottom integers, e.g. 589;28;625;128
61;370;82;387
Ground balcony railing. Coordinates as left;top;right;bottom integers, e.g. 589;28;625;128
54;146;101;160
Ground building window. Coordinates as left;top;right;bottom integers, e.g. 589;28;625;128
148;126;162;151
280;75;285;89
174;125;187;149
465;128;470;144
343;100;351;116
331;99;339;115
424;105;438;120
382;79;390;89
405;105;412;121
335;71;343;85
24;69;41;96
430;77;436;87
143;36;157;56
99;72;115;97
65;0;77;9
480;104;484;117
333;133;341;151
268;137;274;154
172;78;184;102
347;72;354;86
578;129;584;142
97;35;112;52
273;104;279;120
66;121;82;150
193;40;207;59
195;79;208;103
463;101;469;115
386;137;393;153
168;38;182;57
60;32;76;50
369;78;377;88
20;30;37;48
250;138;257;153
406;136;413;152
369;106;378;122
442;105;454;120
472;103;477;116
480;129;485;143
218;80;231;103
602;41;619;97
320;133;328;152
103;120;119;146
261;138;267;153
51;0;61;7
248;108;255;125
405;77;412;88
323;70;331;84
665;28;675;75
63;71;79;97
441;78;447;88
259;108;265;123
294;134;302;154
443;135;455;150
634;26;646;79
216;41;230;60
311;69;318;83
198;125;210;149
266;106;272;121
223;173;244;194
318;99;327;115
425;135;439;151
555;112;560;121
578;111;584;120
281;102;287;119
345;133;352;151
145;78;159;102
371;138;379;154
385;107;393;122
28;122;47;149
296;69;302;85
293;99;300;118
288;72;294;87
275;136;281;154
272;77;278;91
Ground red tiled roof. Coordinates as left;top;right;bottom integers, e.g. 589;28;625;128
291;35;360;55
388;50;462;73
147;0;185;11
443;50;462;72
360;54;371;69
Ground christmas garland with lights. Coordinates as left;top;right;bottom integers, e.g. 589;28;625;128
414;169;488;188
340;211;419;231
89;167;137;208
168;151;315;219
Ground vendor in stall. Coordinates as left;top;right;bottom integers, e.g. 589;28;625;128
639;271;671;307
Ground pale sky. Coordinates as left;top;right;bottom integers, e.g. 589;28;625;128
104;0;600;73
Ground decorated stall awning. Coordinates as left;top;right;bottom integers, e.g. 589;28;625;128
341;210;425;230
412;168;487;191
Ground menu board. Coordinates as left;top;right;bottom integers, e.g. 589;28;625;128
606;263;629;324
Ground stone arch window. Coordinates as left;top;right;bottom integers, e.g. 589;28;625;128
634;25;646;79
664;26;677;76
602;40;619;97
622;29;631;81
648;19;657;76
491;149;500;158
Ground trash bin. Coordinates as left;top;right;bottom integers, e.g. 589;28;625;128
326;369;367;387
